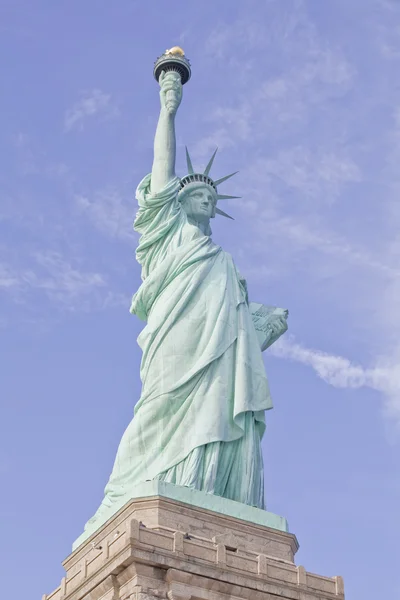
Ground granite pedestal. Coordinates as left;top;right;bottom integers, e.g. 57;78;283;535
43;484;344;600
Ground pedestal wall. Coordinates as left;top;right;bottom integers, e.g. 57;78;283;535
43;495;344;600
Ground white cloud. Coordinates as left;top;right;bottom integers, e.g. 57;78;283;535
13;2;394;436
75;189;134;241
0;264;20;289
256;148;361;205
271;336;400;428
376;1;400;59
10;131;72;181
202;7;355;139
250;210;398;277
12;132;30;148
187;128;236;163
30;251;105;299
64;89;119;132
101;290;131;309
0;252;107;311
192;4;400;434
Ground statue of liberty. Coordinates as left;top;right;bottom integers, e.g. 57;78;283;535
85;48;288;533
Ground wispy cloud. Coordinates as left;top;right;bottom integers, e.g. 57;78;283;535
29;251;105;299
75;189;134;241
254;148;361;206
64;89;119;132
271;336;400;428
0;252;107;311
375;1;400;59
202;6;355;144
249;210;399;277
0;264;20;289
193;3;400;432
9;131;71;182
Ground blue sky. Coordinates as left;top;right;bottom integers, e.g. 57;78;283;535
1;1;399;598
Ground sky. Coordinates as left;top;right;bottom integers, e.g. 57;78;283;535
0;0;399;598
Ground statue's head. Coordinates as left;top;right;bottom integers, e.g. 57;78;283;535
179;182;217;225
177;147;239;230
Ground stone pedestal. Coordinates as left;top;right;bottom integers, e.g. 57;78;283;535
43;490;344;600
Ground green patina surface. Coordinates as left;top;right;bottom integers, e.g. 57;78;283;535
75;51;289;548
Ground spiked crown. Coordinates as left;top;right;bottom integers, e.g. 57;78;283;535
178;147;239;220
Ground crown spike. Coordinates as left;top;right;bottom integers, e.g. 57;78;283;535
214;171;239;186
203;147;218;176
185;147;194;174
216;194;241;200
215;207;234;220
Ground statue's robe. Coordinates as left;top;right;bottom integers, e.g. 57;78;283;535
86;175;273;529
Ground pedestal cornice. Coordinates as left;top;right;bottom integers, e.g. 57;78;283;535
44;494;344;600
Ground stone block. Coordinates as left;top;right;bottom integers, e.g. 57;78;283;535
44;494;344;600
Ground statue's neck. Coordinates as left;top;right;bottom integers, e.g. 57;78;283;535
187;216;211;236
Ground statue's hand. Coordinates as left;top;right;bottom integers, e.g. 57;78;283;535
159;70;182;116
269;315;288;340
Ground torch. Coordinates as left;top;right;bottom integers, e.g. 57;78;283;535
153;47;192;101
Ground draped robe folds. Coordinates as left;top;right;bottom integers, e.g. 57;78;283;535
86;174;273;528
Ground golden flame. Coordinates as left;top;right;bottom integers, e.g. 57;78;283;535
166;46;185;57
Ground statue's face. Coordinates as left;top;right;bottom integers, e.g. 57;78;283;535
181;185;217;224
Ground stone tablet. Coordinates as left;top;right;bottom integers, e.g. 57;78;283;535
249;302;289;351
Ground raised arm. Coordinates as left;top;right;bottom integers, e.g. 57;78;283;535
150;70;182;195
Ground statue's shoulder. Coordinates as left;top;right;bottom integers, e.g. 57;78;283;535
135;175;182;213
